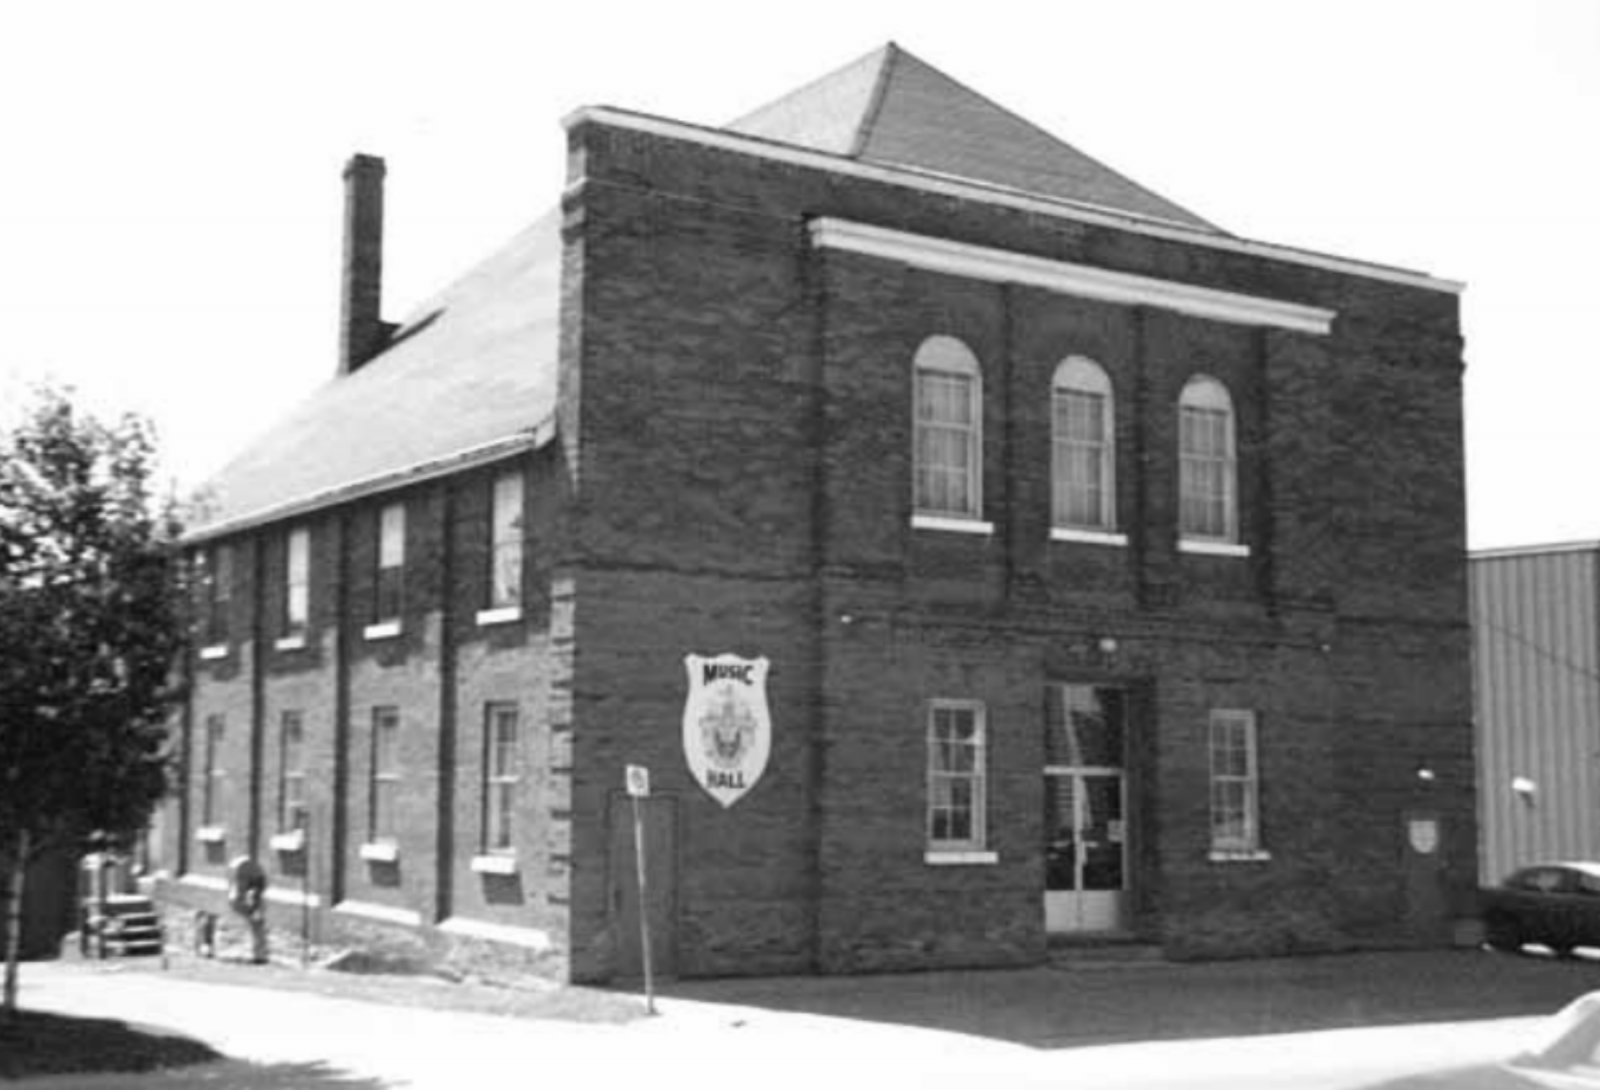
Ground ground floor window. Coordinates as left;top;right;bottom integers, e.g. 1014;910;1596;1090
927;700;986;852
1209;709;1260;855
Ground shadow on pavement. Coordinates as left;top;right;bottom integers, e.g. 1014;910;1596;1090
0;1010;386;1087
657;950;1600;1050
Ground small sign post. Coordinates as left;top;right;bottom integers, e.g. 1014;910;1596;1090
624;764;656;1015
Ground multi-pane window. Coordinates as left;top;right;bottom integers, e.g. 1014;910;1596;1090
483;703;521;853
1209;709;1260;853
284;526;310;638
375;502;405;623
200;545;232;646
1052;357;1116;531
201;715;226;826
926;700;986;851
369;707;400;844
912;336;982;520
278;711;307;832
1178;376;1237;542
489;471;524;610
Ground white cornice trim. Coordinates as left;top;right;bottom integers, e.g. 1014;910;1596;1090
812;219;1337;335
564;106;1463;296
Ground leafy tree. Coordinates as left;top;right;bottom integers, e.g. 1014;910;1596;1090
0;386;186;1016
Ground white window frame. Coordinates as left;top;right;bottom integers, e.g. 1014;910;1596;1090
1051;356;1120;537
912;336;985;525
374;501;405;625
278;711;307;834
1208;709;1265;859
201;714;225;828
368;706;401;847
488;471;524;612
483;703;521;855
926;699;988;855
283;526;310;640
1178;375;1240;548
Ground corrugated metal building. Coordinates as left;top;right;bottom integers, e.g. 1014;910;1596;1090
1472;543;1600;884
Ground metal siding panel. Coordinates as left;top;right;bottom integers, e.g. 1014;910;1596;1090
1473;549;1600;884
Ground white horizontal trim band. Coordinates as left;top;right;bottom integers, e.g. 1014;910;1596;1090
1179;539;1252;558
198;645;229;661
362;621;402;641
1050;528;1129;547
911;513;995;535
812;219;1337;335
265;887;323;908
924;850;1000;866
359;841;400;863
475;606;523;627
439;917;553;951
335;900;422;926
471;853;520;876
564;106;1461;294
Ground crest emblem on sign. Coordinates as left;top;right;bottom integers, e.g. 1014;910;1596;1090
682;653;771;808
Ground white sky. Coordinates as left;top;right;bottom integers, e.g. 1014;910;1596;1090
2;0;1595;550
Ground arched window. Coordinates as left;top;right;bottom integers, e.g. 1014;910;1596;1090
1052;357;1116;532
1178;375;1237;543
913;336;982;519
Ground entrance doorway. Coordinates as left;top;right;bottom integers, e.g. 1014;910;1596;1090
1044;685;1129;934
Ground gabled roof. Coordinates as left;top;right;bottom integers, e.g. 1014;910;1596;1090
728;43;1217;231
187;212;561;540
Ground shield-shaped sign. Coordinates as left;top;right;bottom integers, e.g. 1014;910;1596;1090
682;653;771;808
1408;818;1440;855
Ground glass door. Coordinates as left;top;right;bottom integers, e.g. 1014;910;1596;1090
1044;685;1129;934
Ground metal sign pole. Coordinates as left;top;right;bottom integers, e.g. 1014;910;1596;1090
631;790;656;1015
301;816;311;967
625;764;656;1016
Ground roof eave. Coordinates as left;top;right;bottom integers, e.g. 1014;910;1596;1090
182;420;555;546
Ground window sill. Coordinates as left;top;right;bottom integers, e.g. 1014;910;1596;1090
195;825;227;844
1209;848;1271;863
363;620;402;641
471;853;519;876
274;634;307;651
911;514;995;536
1179;539;1251;558
924;849;999;866
269;831;305;853
359;841;400;864
1050;527;1129;547
475;606;523;627
198;645;229;661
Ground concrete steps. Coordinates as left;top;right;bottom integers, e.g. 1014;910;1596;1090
1048;936;1165;969
84;894;164;958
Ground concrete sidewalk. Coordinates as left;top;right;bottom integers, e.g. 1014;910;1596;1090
660;948;1600;1047
13;950;1600;1089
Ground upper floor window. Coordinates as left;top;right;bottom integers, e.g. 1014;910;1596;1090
913;336;983;521
489;471;524;610
283;526;310;639
375;501;405;623
1052;357;1116;533
1178;376;1238;544
199;545;232;647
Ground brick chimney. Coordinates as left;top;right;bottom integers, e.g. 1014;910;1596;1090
338;153;393;374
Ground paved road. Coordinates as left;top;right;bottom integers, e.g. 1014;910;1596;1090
14;956;1581;1089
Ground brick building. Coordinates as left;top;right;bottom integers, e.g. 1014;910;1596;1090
157;44;1475;981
